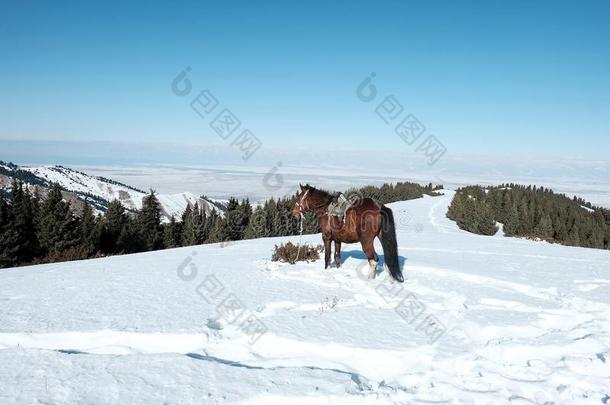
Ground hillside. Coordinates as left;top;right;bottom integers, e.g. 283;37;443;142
0;161;224;220
0;191;608;403
447;184;610;250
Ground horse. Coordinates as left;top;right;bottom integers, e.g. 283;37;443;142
291;184;404;282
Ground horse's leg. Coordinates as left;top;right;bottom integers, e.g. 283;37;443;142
361;238;378;279
323;236;332;269
334;241;341;268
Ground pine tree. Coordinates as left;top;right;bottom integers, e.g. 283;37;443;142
203;210;218;242
163;216;182;248
518;202;530;235
244;206;265;239
37;184;80;256
0;181;39;267
240;198;252;234
274;200;290;236
206;218;224;242
180;204;194;246
116;217;143;253
447;192;464;223
475;201;498;236
534;213;553;239
503;203;520;235
197;209;208;242
192;205;205;244
137;190;163;251
222;198;251;241
554;219;568;242
0;193;8;230
226;197;239;212
567;224;580;246
181;203;201;246
80;203;97;248
100;200;128;253
264;198;277;237
0;192;13;267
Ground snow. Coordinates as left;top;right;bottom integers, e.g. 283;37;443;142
19;165;223;220
24;165;144;208
1;191;609;403
493;221;505;237
157;192;222;220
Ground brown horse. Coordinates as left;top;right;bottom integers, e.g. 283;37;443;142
291;184;404;282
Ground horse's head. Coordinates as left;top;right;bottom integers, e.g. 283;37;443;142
292;183;312;219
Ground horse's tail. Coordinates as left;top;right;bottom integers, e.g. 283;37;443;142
380;205;403;283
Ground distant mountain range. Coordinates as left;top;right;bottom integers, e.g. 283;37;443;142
0;161;225;221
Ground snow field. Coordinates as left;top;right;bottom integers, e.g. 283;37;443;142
0;191;609;403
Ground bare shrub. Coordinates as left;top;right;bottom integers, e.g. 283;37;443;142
271;242;322;264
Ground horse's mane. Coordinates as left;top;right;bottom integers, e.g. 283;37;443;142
302;184;332;199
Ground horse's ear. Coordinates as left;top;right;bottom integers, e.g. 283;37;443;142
299;183;304;191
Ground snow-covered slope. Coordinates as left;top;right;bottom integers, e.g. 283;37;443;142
1;163;224;220
0;191;609;404
23;165;147;209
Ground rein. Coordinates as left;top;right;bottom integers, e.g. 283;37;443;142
295;212;304;264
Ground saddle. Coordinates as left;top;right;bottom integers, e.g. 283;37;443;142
327;193;354;222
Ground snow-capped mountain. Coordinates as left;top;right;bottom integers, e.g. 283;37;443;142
0;161;225;220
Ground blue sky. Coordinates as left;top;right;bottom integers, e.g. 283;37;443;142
1;0;609;164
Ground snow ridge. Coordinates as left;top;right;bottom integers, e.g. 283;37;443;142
1;163;224;220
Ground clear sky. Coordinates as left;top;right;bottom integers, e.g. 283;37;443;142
1;0;609;163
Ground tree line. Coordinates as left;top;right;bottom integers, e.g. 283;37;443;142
0;180;439;268
447;184;610;250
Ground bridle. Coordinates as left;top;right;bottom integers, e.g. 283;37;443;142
292;189;311;264
292;187;333;263
295;189;333;216
294;189;310;214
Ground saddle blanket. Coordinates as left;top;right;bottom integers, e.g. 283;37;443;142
327;193;355;220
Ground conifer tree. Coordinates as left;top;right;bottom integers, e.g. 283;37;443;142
99;200;129;253
116;217;143;253
0;181;39;266
181;203;200;246
0;191;15;267
244;205;265;239
197;209;208;242
163;216;182;248
567;225;580;246
222;198;251;241
203;209;219;242
534;213;553;239
80;202;97;248
180;204;194;246
475;201;498;235
503;203;520;236
137;190;163;251
192;205;205;244
0;193;8;231
37;184;81;256
264;198;277;237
